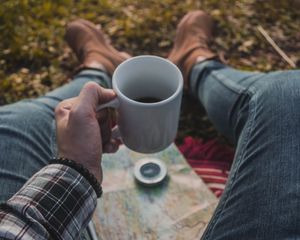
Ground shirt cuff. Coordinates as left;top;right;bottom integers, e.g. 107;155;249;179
0;164;97;240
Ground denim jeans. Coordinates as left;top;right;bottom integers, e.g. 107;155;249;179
192;61;300;240
1;61;300;239
0;69;111;203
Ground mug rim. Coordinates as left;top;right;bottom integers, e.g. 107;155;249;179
112;55;183;107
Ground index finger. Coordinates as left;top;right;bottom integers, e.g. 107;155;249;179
55;97;78;120
77;82;116;112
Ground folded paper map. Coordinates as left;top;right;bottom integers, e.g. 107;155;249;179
91;144;217;240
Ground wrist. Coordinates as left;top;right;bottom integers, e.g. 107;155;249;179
50;158;103;198
58;152;102;183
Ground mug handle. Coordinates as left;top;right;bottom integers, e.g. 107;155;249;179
96;98;121;140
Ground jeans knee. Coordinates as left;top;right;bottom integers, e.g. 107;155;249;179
256;75;300;121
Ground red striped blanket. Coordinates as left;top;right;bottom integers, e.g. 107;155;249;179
178;137;234;198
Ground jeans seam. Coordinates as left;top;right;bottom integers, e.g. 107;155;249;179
212;70;247;94
202;90;258;240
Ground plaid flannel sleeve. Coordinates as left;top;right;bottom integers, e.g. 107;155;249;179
0;164;97;239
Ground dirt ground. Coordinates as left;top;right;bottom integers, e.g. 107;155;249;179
1;0;299;143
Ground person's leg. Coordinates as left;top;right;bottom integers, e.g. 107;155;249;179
169;10;300;239
0;18;129;203
192;60;300;239
190;60;265;143
0;70;110;202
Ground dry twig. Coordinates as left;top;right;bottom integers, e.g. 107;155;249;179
257;25;296;68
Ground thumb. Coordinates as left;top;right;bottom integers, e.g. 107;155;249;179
78;82;116;111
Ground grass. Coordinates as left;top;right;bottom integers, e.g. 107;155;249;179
1;0;299;142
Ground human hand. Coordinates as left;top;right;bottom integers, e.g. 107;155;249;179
55;82;119;184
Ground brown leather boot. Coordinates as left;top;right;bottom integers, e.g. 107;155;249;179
65;19;130;76
168;11;217;89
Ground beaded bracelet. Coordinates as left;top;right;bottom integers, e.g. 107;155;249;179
49;158;102;198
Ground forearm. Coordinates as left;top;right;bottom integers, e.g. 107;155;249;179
0;164;97;239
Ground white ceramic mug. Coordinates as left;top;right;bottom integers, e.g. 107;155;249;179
97;55;183;153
